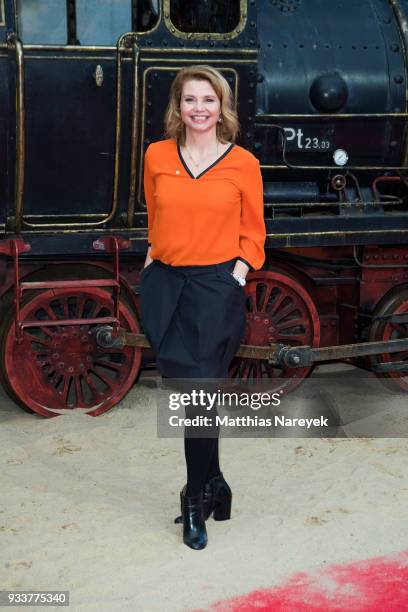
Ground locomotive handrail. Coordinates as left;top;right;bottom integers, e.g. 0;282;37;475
265;200;404;209
127;36;141;227
262;163;408;171
257;113;408;118
6;33;25;233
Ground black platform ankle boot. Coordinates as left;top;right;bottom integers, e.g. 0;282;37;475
181;487;207;550
174;473;232;523
209;473;232;521
175;481;212;524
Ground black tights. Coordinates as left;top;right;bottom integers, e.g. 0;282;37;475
184;401;221;496
163;378;223;496
184;434;221;496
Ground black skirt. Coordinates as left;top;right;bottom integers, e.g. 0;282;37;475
139;258;246;378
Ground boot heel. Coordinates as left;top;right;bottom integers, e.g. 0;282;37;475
174;489;183;524
213;494;232;521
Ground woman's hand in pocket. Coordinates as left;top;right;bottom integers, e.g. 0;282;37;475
143;245;153;269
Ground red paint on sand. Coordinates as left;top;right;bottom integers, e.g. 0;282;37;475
197;551;408;611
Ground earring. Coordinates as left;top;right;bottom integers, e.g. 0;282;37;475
218;116;222;123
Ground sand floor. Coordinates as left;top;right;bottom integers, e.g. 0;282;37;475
1;364;408;611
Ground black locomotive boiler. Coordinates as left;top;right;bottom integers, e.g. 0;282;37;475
0;0;408;416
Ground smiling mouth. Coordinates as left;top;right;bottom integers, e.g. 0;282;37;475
191;116;209;121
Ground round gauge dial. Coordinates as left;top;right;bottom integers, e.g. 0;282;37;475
333;149;349;166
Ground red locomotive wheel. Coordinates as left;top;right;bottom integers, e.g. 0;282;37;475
229;271;320;393
369;287;408;391
0;288;141;417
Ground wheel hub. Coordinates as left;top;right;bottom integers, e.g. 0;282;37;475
244;313;277;345
42;328;96;377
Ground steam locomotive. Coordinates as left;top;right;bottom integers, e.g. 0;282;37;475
1;0;408;417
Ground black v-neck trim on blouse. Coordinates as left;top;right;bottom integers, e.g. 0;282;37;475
177;142;235;179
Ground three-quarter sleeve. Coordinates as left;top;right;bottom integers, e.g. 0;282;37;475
143;145;156;245
238;156;266;270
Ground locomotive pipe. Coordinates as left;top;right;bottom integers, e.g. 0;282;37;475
264;182;323;203
95;325;408;369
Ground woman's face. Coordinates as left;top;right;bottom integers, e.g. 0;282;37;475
179;79;221;137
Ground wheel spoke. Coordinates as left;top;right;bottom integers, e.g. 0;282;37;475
276;317;307;332
83;373;100;399
240;359;252;380
89;369;115;390
25;332;54;348
245;284;258;310
74;376;87;407
229;360;240;377
61;298;69;320
38;326;57;339
388;322;407;336
44;305;58;321
94;304;111;319
268;290;287;317
58;376;72;404
255;360;262;378
258;283;274;313
75;295;86;319
100;347;127;354
272;302;297;324
94;359;123;372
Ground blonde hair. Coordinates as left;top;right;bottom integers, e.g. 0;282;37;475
164;65;239;145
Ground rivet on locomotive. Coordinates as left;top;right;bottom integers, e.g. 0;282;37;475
1;0;408;416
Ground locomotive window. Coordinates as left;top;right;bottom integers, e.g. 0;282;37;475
77;0;159;45
135;0;160;31
0;0;4;26
169;0;241;34
77;0;131;45
16;0;67;44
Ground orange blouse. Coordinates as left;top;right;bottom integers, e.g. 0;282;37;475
143;138;266;270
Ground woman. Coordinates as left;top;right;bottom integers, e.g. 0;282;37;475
140;65;265;550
